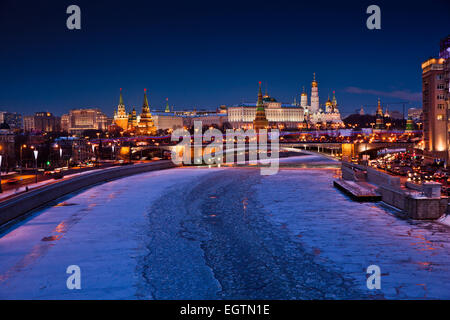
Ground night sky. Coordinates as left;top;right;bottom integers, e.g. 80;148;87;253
0;0;449;117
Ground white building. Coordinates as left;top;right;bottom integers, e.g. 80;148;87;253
227;89;304;129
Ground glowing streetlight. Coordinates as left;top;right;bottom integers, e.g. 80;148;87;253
33;149;38;184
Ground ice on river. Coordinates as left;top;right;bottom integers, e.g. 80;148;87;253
0;155;449;299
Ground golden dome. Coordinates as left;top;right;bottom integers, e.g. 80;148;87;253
311;72;318;87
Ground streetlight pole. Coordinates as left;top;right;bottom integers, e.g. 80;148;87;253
20;144;26;175
33;149;38;184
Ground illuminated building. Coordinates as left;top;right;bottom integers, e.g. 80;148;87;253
128;107;138;130
375;99;385;130
405;116;415;132
310;73;319;113
442;36;450;163
228;84;304;130
309;90;343;125
137;89;157;135
62;108;108;135
300;87;308;108
422;56;446;161
35;112;60;132
165;98;171;113
0;111;22;130
253;82;269;131
23;116;35;132
113;88;129;130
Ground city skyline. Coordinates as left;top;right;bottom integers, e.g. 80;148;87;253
1;0;449;116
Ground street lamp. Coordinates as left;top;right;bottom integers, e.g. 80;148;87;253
20;144;27;174
33;149;38;184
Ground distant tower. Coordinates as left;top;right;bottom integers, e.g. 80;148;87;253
332;90;338;111
375;98;385;129
300;86;308;108
165;98;170;113
138;89;156;135
310;73;319;113
325;95;332;113
128;107;137;130
359;106;365;115
253;82;269;131
114;88;129;130
405;115;415;132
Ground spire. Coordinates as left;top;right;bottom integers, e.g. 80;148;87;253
376;98;383;116
143;89;149;110
119;88;124;105
257;81;264;110
253;81;269;131
165;97;170;113
301;86;307;96
312;72;318;88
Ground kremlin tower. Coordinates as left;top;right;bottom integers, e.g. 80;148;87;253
165;98;171;113
253;82;269;131
128;107;137;130
114;88;129;130
310;73;319;113
138;89;156;135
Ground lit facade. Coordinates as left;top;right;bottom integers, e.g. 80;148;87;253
113;88;128;131
62;108;108;135
228;85;304;129
422;57;446;160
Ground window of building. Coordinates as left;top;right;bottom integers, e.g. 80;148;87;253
438;94;445;100
438;104;445;109
437;114;444;120
437;83;445;90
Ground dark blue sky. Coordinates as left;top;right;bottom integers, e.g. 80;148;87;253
0;0;449;117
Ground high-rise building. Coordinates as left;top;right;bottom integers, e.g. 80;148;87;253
422;57;446;160
441;36;450;162
33;112;60;132
23;115;35;131
0;111;23;130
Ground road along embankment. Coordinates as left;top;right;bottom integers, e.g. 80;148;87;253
0;161;176;227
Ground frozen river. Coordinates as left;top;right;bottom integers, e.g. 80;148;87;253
0;154;449;299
